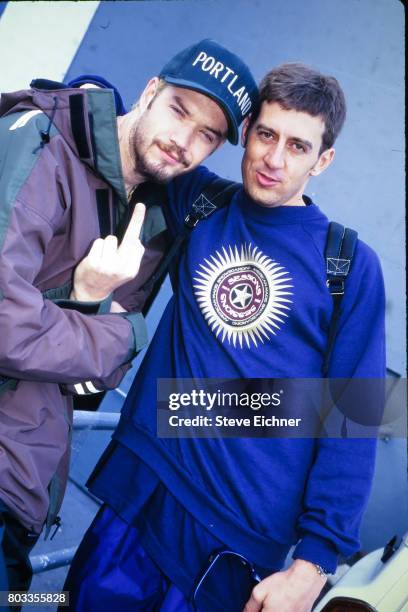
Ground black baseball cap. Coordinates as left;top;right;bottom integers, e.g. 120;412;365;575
159;39;258;145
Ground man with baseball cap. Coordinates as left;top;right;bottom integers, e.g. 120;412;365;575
70;39;257;306
0;39;257;595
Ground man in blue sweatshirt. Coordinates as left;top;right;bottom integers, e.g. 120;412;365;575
64;63;385;612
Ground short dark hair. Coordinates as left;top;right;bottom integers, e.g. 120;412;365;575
250;63;346;153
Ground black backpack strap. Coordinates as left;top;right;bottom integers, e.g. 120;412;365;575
184;177;241;228
141;178;241;295
323;221;358;375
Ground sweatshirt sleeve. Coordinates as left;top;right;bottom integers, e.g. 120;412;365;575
292;240;386;573
165;165;219;236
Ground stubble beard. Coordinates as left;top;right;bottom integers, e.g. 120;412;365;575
129;117;190;184
129;123;172;184
242;160;306;208
246;180;306;208
241;161;281;207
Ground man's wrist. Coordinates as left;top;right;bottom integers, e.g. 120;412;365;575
290;558;328;582
314;563;329;578
70;287;109;302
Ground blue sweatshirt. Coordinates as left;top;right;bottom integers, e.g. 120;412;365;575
89;166;386;581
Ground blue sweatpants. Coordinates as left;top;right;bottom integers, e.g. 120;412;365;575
63;504;193;612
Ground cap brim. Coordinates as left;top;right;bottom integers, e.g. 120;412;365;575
162;76;239;145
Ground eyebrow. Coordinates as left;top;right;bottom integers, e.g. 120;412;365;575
204;125;225;140
174;95;191;117
257;123;313;151
173;95;225;140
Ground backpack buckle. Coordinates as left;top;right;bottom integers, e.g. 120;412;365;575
184;212;201;228
326;278;345;295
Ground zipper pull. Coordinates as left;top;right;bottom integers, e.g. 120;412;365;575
50;515;62;540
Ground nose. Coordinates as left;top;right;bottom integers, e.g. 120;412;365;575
169;124;193;153
263;143;285;169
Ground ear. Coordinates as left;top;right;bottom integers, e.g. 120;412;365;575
139;77;160;113
241;115;251;147
310;147;335;176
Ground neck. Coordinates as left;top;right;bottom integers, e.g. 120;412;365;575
284;198;306;207
278;188;308;207
256;196;306;209
117;112;145;196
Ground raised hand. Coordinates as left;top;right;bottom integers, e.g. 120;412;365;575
71;203;146;302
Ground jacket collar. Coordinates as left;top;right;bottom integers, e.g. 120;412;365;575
6;85;129;214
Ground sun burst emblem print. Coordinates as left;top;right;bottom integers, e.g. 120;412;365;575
193;244;293;348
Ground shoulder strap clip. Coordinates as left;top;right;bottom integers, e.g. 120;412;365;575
326;277;345;295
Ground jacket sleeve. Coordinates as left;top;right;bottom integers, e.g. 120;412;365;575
292;241;386;573
0;194;147;385
54;200;170;395
58;232;170;396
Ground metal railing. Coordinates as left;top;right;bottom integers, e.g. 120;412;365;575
71;410;120;430
31;547;78;574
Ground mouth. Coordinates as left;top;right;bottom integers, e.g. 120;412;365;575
156;143;184;166
255;171;282;188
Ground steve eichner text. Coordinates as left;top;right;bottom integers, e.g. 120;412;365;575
168;389;282;411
